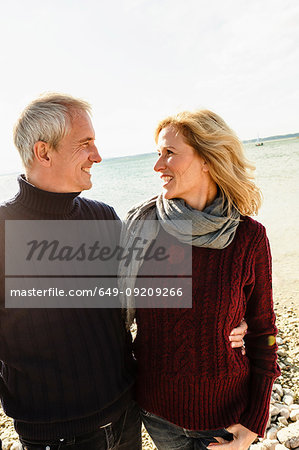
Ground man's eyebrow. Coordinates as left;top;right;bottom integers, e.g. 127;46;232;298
78;137;95;143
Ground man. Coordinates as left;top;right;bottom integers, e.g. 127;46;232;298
0;94;141;449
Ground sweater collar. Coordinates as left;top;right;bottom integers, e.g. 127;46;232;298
15;174;81;216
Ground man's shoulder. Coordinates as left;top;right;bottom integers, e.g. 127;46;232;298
0;197;18;220
78;196;120;220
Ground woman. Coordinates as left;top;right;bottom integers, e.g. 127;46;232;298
119;110;280;449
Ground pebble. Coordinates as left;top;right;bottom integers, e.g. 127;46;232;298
289;404;299;411
290;410;299;421
282;395;294;406
283;389;295;397
271;405;280;416
287;436;299;448
267;427;278;440
274;385;284;398
277;422;299;445
278;416;289;426
251;444;267;450
280;408;291;420
262;438;279;449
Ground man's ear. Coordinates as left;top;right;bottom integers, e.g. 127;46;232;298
33;141;52;167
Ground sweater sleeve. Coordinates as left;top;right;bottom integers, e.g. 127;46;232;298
239;226;281;436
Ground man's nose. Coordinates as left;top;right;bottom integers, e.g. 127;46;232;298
90;144;102;163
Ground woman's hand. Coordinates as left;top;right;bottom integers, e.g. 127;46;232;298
229;319;248;355
207;423;258;449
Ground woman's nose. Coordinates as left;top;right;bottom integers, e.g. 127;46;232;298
154;155;165;172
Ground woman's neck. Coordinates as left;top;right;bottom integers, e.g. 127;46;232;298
185;182;218;211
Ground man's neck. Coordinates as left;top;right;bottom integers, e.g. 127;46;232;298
25;171;65;193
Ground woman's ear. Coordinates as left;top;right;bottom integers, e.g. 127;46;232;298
202;160;210;173
33;141;52;167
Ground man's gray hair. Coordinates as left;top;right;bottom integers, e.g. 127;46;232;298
13;93;92;167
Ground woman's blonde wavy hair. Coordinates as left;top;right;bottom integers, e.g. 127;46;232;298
154;109;262;216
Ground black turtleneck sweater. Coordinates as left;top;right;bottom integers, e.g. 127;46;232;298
0;175;136;440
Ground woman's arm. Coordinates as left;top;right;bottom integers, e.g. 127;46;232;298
208;226;280;447
237;226;281;436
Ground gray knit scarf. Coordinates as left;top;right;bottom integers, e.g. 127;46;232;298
118;194;240;328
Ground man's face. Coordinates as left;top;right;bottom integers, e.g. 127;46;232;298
49;110;101;192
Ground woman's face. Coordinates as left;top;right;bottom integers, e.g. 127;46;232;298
154;126;212;208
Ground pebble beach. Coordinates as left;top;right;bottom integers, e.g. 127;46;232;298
0;298;298;449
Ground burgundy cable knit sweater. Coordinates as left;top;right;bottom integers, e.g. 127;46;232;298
134;216;280;437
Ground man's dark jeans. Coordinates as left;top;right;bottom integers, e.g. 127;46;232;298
19;401;141;450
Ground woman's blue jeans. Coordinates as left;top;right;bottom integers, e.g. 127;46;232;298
141;409;234;450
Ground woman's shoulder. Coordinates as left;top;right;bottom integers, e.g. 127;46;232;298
240;215;266;231
125;196;158;220
237;216;267;245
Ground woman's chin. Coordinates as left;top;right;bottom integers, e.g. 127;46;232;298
162;189;173;200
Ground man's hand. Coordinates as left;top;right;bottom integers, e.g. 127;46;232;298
207;424;258;449
229;319;248;355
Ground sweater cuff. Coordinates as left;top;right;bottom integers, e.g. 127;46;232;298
239;372;275;437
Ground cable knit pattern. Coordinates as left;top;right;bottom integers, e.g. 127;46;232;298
134;217;280;436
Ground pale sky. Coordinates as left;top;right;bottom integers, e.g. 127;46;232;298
0;0;298;174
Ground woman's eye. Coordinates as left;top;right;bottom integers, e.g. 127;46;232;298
167;149;173;155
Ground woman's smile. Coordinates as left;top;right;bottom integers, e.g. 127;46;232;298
160;175;173;186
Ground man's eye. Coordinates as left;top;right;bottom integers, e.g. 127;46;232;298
166;149;173;155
